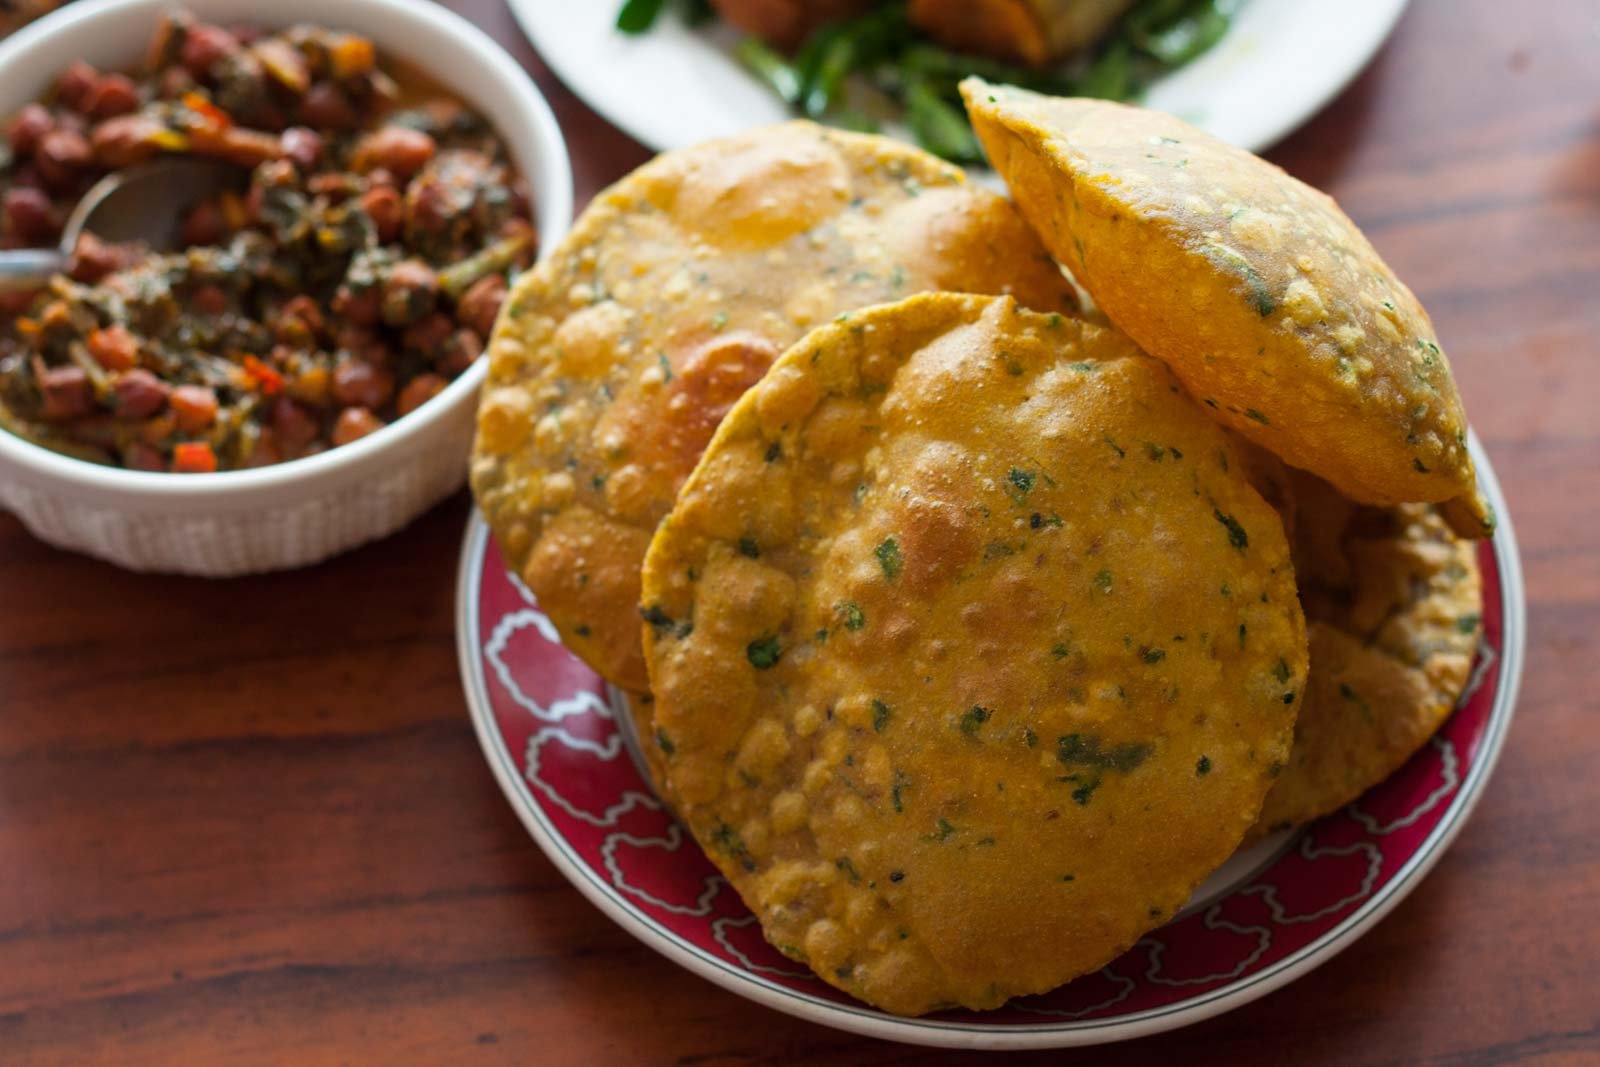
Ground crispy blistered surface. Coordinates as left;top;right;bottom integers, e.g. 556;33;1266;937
471;122;1076;691
640;293;1305;1015
961;82;1491;536
1251;473;1483;839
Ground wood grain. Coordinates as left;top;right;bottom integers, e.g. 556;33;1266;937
1;0;1596;1062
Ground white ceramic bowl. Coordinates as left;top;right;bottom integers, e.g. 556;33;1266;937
0;0;573;575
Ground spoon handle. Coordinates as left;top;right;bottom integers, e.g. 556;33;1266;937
0;249;67;291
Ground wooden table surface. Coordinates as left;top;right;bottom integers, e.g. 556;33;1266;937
2;0;1596;1062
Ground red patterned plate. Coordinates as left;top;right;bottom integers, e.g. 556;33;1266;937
455;439;1524;1049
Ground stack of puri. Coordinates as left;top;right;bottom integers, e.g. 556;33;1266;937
470;87;1489;1015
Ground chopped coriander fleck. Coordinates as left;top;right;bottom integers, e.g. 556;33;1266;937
1214;509;1249;550
1094;569;1114;592
1050;643;1070;659
656;352;673;382
891;772;909;813
655;729;676;757
1456;614;1480;634
737;537;760;558
1103;433;1126;458
1024;727;1038;748
1144;442;1166;461
837;601;865;631
922;817;956;842
765;441;782;463
1057;733;1152;773
1142;647;1166;664
872;699;891;733
710;311;728;331
1196;755;1211;776
835;856;861;884
574;624;591;637
746;634;781;670
1009;467;1036;495
1060;873;1076;882
1244;407;1271;425
959;705;992;736
1272;658;1291;684
875;537;903;580
641;604;675;632
1414;458;1431;473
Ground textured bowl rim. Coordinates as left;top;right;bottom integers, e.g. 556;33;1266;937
0;0;573;498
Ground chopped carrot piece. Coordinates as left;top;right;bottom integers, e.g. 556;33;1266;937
241;354;284;395
182;91;232;130
171;441;217;473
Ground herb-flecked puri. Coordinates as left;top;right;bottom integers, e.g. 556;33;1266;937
961;81;1493;539
638;293;1306;1015
471;121;1076;694
1249;470;1483;840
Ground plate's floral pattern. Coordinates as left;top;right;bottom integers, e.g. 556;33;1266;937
461;523;1512;1041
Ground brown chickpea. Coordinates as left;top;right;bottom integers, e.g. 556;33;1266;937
381;259;438;326
278;126;323;171
37;363;93;421
331;406;385;446
56;61;102;113
87;74;141;119
456;274;507;339
34;129;94;191
169;385;220;433
397;373;448;416
113;368;171;420
331;358;395;409
296;82;358;131
352;125;436;180
3;187;57;244
359;185;403;244
180;23;240;78
6;104;55;157
269;395;320;457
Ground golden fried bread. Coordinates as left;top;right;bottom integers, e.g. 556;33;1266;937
472;121;1076;693
962;82;1492;538
1251;473;1483;840
640;293;1306;1014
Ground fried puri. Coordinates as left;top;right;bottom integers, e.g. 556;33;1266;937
1251;473;1483;840
472;122;1075;692
961;82;1492;538
639;293;1306;1015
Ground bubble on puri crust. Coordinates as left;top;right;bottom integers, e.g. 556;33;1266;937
804;918;850;973
793;703;823;738
477;387;535;455
770;790;807;835
754;360;824;434
802;758;832;798
552;301;631;379
737;718;791;778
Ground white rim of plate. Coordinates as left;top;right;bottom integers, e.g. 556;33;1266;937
506;0;1410;157
455;432;1524;1050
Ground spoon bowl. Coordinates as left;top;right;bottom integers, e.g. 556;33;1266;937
0;156;246;290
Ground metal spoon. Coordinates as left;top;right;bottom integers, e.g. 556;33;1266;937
0;157;246;291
